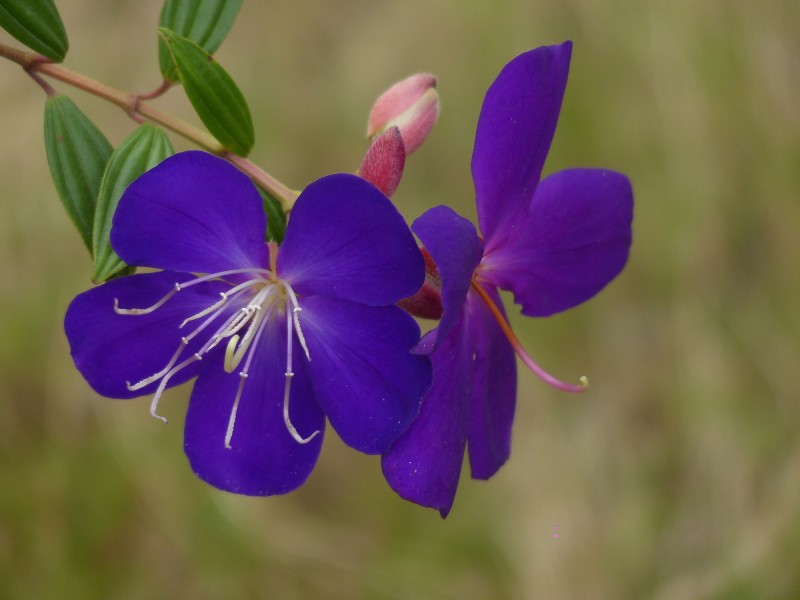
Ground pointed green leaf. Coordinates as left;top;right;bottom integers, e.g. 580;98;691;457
158;0;243;83
159;27;254;157
258;188;287;244
92;124;174;283
44;95;113;252
0;0;68;62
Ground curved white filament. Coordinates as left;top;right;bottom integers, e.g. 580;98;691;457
114;267;323;448
114;284;178;315
282;304;319;444
224;305;273;448
149;354;202;423
284;284;311;361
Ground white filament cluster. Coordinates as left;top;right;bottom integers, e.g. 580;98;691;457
114;266;319;449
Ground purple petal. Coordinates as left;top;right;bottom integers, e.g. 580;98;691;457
299;296;432;454
411;206;483;349
382;317;472;517
278;174;424;306
111;151;269;274
412;328;438;355
471;42;572;249
481;168;633;317
465;286;517;480
65;271;231;398
184;315;325;496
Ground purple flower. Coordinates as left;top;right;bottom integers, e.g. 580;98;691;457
382;41;634;516
65;151;431;496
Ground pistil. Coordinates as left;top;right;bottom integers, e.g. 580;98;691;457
470;280;588;393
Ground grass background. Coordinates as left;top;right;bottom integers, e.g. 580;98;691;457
1;0;799;598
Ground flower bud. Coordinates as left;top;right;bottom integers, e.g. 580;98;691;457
397;248;443;320
359;127;406;197
367;73;440;154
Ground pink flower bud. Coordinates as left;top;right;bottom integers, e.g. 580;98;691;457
397;248;443;319
367;73;440;154
359;127;406;198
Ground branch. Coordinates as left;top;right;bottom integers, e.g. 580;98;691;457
0;42;299;209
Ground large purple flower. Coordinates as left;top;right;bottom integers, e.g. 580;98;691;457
65;151;431;496
382;41;634;516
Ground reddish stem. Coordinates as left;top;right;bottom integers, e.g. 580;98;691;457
137;79;173;101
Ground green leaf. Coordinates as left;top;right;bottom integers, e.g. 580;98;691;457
159;27;254;157
0;0;68;62
158;0;243;83
44;95;113;252
258;188;287;244
92;124;174;283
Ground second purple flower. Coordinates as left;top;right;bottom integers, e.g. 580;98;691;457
383;41;634;516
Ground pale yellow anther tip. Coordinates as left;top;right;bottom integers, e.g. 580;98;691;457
223;334;240;373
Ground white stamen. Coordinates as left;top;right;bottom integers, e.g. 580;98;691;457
282;306;320;444
224;309;272;449
215;288;275;369
284;283;301;310
149;354;201;423
219;306;257;339
284;283;311;361
183;291;244;345
224;335;240;373
114;284;179;315
292;307;311;362
218;278;264;300
285;306;293;373
114;265;324;447
127;286;253;394
199;309;248;354
114;267;272;317
242;308;273;375
228;306;267;361
283;373;319;444
224;373;247;449
127;337;188;391
180;292;227;328
176;267;272;290
220;307;265;373
203;298;260;353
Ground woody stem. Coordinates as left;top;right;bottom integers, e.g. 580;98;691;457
0;42;299;210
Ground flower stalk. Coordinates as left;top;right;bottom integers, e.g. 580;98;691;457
0;41;299;209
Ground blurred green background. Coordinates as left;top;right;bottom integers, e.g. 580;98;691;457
1;0;799;598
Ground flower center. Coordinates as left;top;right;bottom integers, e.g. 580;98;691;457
113;260;320;448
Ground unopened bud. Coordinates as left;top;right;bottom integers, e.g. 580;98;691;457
397;248;443;320
367;73;440;154
359;127;406;197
